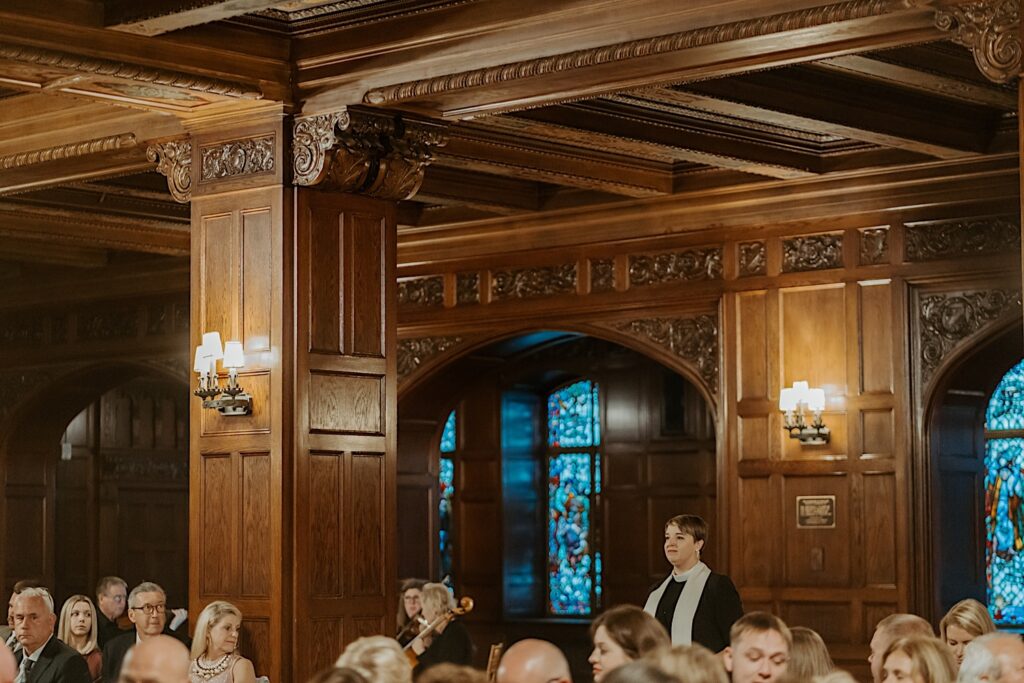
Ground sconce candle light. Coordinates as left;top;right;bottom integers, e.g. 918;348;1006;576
780;380;830;445
193;332;253;416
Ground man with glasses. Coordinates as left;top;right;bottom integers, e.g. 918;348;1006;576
722;612;791;683
95;577;130;649
101;582;188;683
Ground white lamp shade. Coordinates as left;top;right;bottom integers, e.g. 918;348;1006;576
807;388;826;412
205;354;217;376
223;341;245;369
193;346;207;373
202;331;224;360
779;387;798;412
792;381;810;404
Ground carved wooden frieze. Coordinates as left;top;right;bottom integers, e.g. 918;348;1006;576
0;314;46;348
102;452;187;481
905;216;1020;262
0;133;136;170
398;276;444;308
0;367;58;422
398;336;464;380
590;258;615;293
146;302;190;336
492;264;577;301
79;308;140;341
147;140;192;203
292;107;447;200
457;272;480;305
629;247;722;286
918;288;1022;384
782;233;843;272
199;135;275;182
612;314;719;393
738;241;767;277
859;227;889;266
935;0;1020;84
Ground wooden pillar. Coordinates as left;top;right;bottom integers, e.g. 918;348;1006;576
160;105;439;683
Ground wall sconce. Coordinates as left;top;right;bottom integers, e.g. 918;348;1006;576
193;332;253;416
779;381;829;445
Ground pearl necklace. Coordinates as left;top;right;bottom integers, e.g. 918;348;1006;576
191;653;232;680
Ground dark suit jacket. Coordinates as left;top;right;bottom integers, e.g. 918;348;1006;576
96;612;130;650
647;572;744;653
17;637;90;683
102;627;191;683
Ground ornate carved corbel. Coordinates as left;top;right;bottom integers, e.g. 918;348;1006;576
935;0;1021;84
147;139;192;203
292;107;447;200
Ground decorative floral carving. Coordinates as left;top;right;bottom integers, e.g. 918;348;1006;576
0;314;46;348
293;112;349;186
102;452;187;481
78;308;139;341
398;336;463;379
738;242;767;277
0;134;136;170
905;216;1020;262
935;0;1021;84
629;248;722;286
492;264;577;300
200;135;275;182
398;276;444;308
457;272;480;305
859;228;889;265
919;288;1022;384
147;301;190;336
612;314;719;393
590;258;615;292
0;368;56;421
147;140;192;203
782;234;843;272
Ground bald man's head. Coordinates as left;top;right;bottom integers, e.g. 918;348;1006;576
118;635;190;683
497;639;573;683
0;642;15;683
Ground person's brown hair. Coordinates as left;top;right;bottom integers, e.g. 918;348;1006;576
305;667;369;683
729;612;793;649
396;578;427;632
939;599;995;642
883;636;955;683
590;605;670;660
788;627;834;679
664;515;708;544
416;664;487;683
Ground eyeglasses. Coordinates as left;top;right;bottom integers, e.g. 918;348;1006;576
130;603;166;615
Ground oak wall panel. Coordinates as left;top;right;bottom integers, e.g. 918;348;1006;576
859;281;894;395
241;452;272;597
309;618;343;676
349;453;385;597
201;454;234;596
200;213;234;340
240;618;271;682
738;476;774;586
862;410;894;458
739;416;769;460
785;602;853;643
605;372;642;441
348;213;386;357
201;371;271;436
308;212;342;355
783;476;850;586
309;452;343;597
863;473;897;587
737;291;768;401
241;209;273;352
782;412;847;460
780;285;847;394
309;372;383;435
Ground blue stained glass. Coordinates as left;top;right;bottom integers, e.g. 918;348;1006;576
594;452;601;495
988;360;1024;432
439;456;454;580
548;452;592;615
441;410;456;453
548;380;599;448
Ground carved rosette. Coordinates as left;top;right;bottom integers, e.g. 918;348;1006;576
612;315;719;393
782;234;843;272
629;248;722;286
590;258;615;292
398;276;444;308
199;135;275;182
492;264;577;301
147;140;192;203
905;216;1020;262
859;228;889;266
292;112;349;186
457;273;480;305
738;242;767;277
935;0;1021;84
918;288;1022;384
398;336;464;380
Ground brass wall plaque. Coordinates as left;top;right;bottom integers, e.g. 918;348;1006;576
796;495;836;528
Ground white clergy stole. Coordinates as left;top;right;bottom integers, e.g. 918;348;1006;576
643;561;711;645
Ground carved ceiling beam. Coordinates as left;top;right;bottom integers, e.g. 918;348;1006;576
0;237;108;268
934;0;1020;84
293;107;447;200
105;0;288;36
417;166;543;215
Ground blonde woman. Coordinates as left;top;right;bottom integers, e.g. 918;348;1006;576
190;601;256;683
408;583;473;673
649;643;727;683
57;595;102;682
882;636;956;683
939;599;996;669
788;627;834;679
336;635;413;683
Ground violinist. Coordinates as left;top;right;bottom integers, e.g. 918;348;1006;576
408;583;474;674
396;579;428;647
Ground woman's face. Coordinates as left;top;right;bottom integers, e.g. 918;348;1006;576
207;614;241;657
882;650;923;683
69;601;92;637
403;589;422;619
946;624;976;666
588;625;631;682
664;524;704;570
421;598;442;623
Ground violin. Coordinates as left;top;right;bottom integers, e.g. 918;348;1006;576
403;596;474;667
396;613;429;644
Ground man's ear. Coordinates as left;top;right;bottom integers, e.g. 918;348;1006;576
723;647;734;673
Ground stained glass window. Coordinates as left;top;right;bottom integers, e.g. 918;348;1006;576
985;360;1024;625
441;410;456;453
439;410;456;581
547;380;601;616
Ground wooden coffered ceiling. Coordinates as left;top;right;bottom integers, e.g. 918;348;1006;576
0;0;1017;276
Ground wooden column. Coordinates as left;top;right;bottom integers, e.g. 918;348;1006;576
173;106;412;683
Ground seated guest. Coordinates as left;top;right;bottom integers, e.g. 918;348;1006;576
603;662;681;683
6;580;47;652
869;615;935;683
396;580;428;647
589;605;670;682
722;612;791;683
650;643;728;683
103;581;188;683
882;636;956;683
305;668;369;683
189;601;256;683
940;600;995;671
408;583;473;673
1;642;16;683
957;633;1024;683
496;639;573;683
11;588;90;683
57;595;101;682
95;577;130;649
335;636;412;683
118;635;190;683
645;515;743;652
788;627;834;679
416;663;487;683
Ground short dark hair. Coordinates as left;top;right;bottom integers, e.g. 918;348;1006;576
664;515;708;544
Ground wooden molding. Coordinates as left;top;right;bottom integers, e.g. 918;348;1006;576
147;140;193;203
397;335;465;381
106;0;287;36
934;0;1021;84
0;133;137;170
